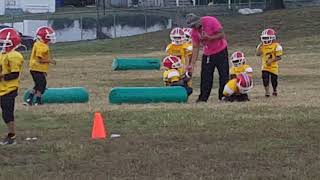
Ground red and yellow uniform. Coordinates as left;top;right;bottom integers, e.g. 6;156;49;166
163;69;180;86
25;26;56;106
166;43;192;67
230;64;253;76
260;42;283;75
163;68;193;96
29;40;51;73
223;79;239;97
163;68;185;86
0;51;24;96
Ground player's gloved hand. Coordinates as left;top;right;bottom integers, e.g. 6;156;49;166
185;71;192;78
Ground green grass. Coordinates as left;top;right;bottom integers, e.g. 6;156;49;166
51;29;171;57
0;6;320;180
1;105;320;179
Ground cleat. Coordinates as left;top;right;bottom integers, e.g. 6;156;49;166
0;135;16;145
34;102;43;106
23;99;33;106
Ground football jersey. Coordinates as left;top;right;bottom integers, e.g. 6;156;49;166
29;40;51;72
230;64;253;76
223;79;239;97
163;68;192;88
166;43;192;66
260;42;283;75
163;69;181;86
185;42;193;53
0;51;24;96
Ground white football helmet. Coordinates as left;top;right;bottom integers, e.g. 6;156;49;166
231;51;246;67
170;27;185;45
182;28;192;43
260;28;276;45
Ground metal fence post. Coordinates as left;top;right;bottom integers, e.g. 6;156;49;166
80;16;83;41
113;14;116;38
103;0;106;15
96;3;100;39
144;12;147;33
11;16;14;27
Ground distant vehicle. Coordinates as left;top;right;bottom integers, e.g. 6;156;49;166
0;24;35;51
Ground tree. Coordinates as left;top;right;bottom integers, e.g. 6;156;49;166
270;0;285;9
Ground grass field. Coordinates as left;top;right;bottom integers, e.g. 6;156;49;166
1;7;320;180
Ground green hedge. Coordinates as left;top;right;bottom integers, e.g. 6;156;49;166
81;15;168;30
50;17;74;30
215;0;265;3
49;15;168;30
64;0;95;7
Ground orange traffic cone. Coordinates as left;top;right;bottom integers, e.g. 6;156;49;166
91;112;108;139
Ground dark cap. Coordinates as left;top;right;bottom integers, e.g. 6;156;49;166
186;13;201;28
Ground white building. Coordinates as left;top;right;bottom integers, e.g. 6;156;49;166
0;0;55;15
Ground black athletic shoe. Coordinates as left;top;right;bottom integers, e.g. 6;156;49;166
272;92;278;96
196;99;207;103
34;102;43;106
0;135;16;145
34;97;43;106
23;98;33;106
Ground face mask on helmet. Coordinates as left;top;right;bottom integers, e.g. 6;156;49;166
171;36;184;45
0;40;13;53
184;35;191;43
231;51;245;67
260;29;276;45
36;26;56;44
46;31;56;44
231;58;245;67
170;28;185;45
261;36;274;45
0;28;21;53
183;28;192;43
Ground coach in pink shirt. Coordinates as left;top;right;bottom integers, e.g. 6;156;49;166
186;13;229;102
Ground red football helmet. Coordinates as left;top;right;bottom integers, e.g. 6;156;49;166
236;73;253;94
0;28;21;53
231;51;246;67
36;26;56;44
182;28;192;42
170;27;185;45
260;28;276;45
162;55;182;69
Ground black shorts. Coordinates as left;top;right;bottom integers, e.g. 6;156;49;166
223;94;249;102
30;70;47;94
0;90;17;123
170;78;193;96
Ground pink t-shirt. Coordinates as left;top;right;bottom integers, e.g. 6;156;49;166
191;16;228;56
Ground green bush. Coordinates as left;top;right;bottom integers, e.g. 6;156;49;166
64;0;95;7
214;0;264;3
98;14;168;28
50;18;74;30
81;17;96;29
48;14;168;31
99;16;114;28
